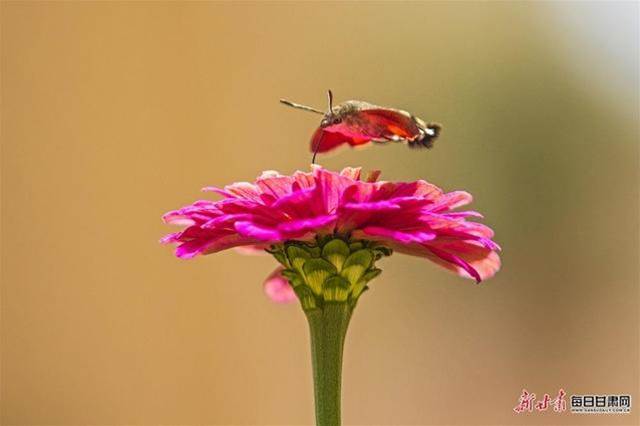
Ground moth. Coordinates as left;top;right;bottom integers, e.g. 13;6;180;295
280;90;441;162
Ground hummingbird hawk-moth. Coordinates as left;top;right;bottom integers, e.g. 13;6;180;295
280;90;441;163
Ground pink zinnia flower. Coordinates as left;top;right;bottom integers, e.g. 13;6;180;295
161;166;500;301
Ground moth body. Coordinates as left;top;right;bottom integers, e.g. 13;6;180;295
280;92;442;159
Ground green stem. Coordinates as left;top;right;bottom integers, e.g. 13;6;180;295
305;303;353;426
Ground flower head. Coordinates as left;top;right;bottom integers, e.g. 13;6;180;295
162;166;500;302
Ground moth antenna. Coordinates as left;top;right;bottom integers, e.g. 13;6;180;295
279;99;324;115
327;90;334;114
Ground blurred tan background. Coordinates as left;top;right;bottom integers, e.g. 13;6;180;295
1;2;638;425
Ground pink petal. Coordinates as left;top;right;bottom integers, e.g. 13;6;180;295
421;241;500;282
340;167;362;180
351;231;500;282
277;215;338;235
360;226;436;244
413;180;443;199
175;239;215;259
234;245;269;255
218;182;263;201
313;166;343;213
256;171;295;198
340;181;376;204
164;217;196;226
202;214;253;229
427;246;482;283
160;232;181;244
443;210;484;219
263;267;296;303
234;221;282;241
427;239;501;275
342;201;402;211
175;234;259;258
292;170;315;190
429;190;472;212
271;187;315;213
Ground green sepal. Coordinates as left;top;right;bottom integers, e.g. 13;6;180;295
372;246;393;260
340;264;366;285
340;249;373;285
321;239;350;271
349;286;369;309
281;268;304;288
294;285;318;310
303;258;337;295
307;244;322;258
269;248;288;266
343;249;373;269
322;275;351;302
351;268;381;299
361;267;382;283
286;245;312;273
348;241;364;252
272;236;390;308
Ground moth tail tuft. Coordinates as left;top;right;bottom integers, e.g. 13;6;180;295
409;123;441;149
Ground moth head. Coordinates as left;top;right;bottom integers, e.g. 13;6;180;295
320;90;343;127
320;113;343;128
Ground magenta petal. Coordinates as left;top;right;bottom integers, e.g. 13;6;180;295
426;239;501;279
234;221;282;241
361;226;436;244
162;209;196;225
278;215;337;234
342;201;401;211
340;181;375;205
444;210;484;219
263;267;296;303
175;239;213;259
160;232;180;244
202;214;253;229
271;187;315;211
427;246;482;283
200;234;262;255
175;234;259;258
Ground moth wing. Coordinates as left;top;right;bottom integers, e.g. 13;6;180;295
309;127;372;153
356;108;423;141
